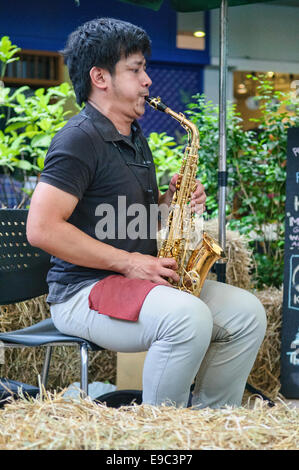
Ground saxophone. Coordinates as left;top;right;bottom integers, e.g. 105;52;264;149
146;96;225;297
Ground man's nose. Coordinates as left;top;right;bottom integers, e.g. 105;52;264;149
143;70;152;87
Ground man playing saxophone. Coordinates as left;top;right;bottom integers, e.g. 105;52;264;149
27;18;266;408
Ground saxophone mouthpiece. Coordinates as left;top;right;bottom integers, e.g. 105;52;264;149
145;96;168;113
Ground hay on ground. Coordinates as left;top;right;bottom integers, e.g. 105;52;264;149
0;393;297;450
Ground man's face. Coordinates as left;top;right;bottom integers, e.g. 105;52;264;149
108;52;152;121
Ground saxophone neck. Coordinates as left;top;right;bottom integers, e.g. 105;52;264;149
167;108;199;148
146;96;199;148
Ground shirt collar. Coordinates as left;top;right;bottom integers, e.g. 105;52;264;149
82;102;142;143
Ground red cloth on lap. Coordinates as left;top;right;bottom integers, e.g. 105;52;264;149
88;274;160;321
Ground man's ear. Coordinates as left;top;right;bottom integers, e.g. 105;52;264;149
89;66;109;90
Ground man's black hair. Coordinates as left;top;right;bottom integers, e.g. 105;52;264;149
61;17;152;105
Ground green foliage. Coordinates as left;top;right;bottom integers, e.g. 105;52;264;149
185;94;255;217
2;83;77;171
227;75;299;288
147;132;182;192
0;36;20;79
151;76;299;288
0;36;78;205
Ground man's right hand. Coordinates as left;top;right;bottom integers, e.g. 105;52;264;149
124;252;179;287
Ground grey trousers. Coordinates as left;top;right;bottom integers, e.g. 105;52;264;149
50;280;266;408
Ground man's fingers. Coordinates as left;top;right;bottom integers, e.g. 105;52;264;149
158;257;180;283
161;268;179;283
159;257;178;270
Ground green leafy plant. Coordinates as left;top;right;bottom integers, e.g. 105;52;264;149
187;76;299;288
0;36;20;79
228;74;299;288
0;36;78;206
185;94;256;217
2;83;77;171
152;77;299;288
148;131;182;192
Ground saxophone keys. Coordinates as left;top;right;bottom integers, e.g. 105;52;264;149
182;270;202;296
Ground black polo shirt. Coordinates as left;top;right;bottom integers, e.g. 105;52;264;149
40;102;159;303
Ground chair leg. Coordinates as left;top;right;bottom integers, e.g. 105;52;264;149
41;346;53;389
80;343;89;399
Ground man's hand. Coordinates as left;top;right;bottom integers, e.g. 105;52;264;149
124;252;179;287
167;173;206;214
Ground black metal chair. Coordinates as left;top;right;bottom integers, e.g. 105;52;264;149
0;208;102;398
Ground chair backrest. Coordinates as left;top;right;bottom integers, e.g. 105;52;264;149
0;209;51;305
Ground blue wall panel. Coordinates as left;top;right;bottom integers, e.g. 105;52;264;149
1;0;209;65
141;62;203;138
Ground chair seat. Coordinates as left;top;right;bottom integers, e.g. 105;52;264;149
0;318;101;351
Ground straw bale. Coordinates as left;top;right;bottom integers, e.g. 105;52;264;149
204;218;253;290
0;393;298;450
247;287;283;400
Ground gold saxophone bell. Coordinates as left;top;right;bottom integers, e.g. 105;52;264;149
182;232;226;297
146;96;226;297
